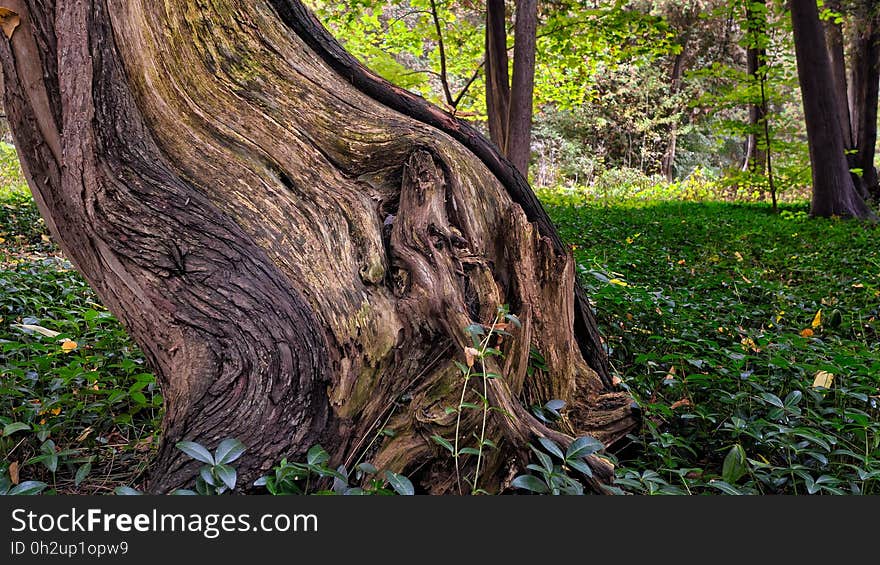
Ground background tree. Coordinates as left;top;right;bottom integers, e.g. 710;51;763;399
848;0;880;199
790;0;874;218
0;0;636;493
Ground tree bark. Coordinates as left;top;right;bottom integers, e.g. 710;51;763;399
848;0;880;199
743;0;767;174
824;0;854;149
791;0;875;218
0;0;636;493
507;0;538;178
485;0;510;156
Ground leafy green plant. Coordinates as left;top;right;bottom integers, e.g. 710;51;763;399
254;445;414;495
175;438;247;495
431;305;519;495
510;436;605;495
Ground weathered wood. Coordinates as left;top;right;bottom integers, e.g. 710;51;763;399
0;0;637;493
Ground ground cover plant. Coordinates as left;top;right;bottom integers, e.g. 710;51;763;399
2;145;877;494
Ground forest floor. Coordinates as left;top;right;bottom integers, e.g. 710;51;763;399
2;171;878;494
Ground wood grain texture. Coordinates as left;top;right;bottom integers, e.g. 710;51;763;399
1;0;636;492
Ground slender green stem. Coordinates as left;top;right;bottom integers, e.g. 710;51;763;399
453;311;501;495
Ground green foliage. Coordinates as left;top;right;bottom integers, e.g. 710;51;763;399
509;436;605;495
253;447;414;495
545;192;880;494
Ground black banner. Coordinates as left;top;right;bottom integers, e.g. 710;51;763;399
0;496;871;563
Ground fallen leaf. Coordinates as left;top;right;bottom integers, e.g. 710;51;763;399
0;8;20;40
800;328;814;338
670;398;692;410
76;426;94;442
811;309;822;328
11;324;60;338
463;347;479;368
664;366;677;381
812;370;834;389
609;278;628;287
735;251;743;262
41;234;51;243
611;375;622;386
61;339;78;352
8;461;19;485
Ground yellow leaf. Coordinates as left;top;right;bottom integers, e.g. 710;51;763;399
0;8;20;40
812;371;834;389
609;278;628;287
50;407;61;416
61;340;78;352
41;234;51;243
800;328;814;338
811;309;822;328
735;251;743;262
76;426;94;443
0;237;5;245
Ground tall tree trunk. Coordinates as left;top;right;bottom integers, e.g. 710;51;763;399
660;6;695;182
791;0;875;218
848;0;880;199
743;0;767;174
507;0;538;178
0;0;636;493
824;0;855;148
485;0;510;156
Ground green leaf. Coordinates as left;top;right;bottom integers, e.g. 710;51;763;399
170;489;198;495
759;392;784;408
3;422;31;436
356;462;378;475
385;471;414;495
431;435;454;454
709;480;743;495
176;441;215;465
253;476;268;487
307;445;330;466
214;438;246;465
459;447;481;456
537;437;564;460
511;475;550;494
565;436;604;461
783;390;802;409
114;486;143;496
566;457;593;478
74;462;91;487
722;444;748;484
8;481;48;496
199;465;217;487
214;464;237;491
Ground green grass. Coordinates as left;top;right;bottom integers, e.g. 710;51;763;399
2;141;878;494
541;190;880;494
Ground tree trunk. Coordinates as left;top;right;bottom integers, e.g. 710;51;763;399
507;0;538;178
743;0;767;174
791;0;875;218
485;0;510;157
848;0;880;199
660;7;695;182
0;0;637;494
824;0;854;149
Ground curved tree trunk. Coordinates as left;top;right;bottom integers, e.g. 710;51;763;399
0;0;637;494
